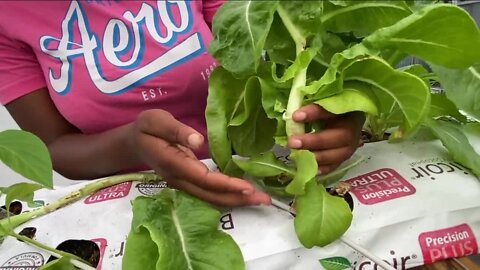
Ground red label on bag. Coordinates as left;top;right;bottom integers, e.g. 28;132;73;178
419;224;478;264
91;238;107;270
345;168;415;205
84;182;133;204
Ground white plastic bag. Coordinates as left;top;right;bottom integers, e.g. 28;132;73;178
0;140;479;270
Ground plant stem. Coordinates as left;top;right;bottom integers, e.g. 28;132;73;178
285;61;308;137
276;6;308;137
0;172;160;231
366;115;387;142
10;231;96;270
276;5;304;45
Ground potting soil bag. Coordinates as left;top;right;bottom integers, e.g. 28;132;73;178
0;139;479;270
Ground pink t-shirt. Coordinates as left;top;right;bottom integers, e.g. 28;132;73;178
0;0;223;159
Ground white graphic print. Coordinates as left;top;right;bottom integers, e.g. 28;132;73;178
40;0;204;95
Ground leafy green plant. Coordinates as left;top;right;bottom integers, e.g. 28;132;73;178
206;0;480;248
2;1;480;269
0;130;94;269
0;130;245;270
122;190;244;270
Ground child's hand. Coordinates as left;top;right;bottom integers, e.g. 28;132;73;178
287;104;365;175
130;109;271;207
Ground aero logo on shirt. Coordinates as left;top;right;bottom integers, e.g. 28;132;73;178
40;0;204;95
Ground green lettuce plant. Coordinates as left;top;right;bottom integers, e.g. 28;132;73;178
2;1;480;269
206;0;480;249
0;130;95;269
0;130;244;270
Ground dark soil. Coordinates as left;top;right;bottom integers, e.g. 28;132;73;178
361;130;390;144
327;187;354;211
46;239;100;268
1;201;23;215
18;227;37;240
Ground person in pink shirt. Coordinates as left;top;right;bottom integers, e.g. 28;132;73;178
0;0;364;207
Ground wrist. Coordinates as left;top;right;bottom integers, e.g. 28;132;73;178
123;122;146;169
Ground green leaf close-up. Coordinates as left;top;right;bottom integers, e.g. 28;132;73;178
233;152;295;178
300;43;373;97
343;56;430;137
122;189;245;270
429;93;467;123
364;4;480;68
275;1;323;46
432;63;480;122
294;181;353;248
285;150;318;195
228;77;277;157
0;130;53;189
206;67;249;171
321;0;412;37
314;87;379;116
208;1;278;77
425;119;480;176
271;49;317;83
319;256;352;270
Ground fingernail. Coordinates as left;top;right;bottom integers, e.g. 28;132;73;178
289;139;302;148
187;133;203;149
316;169;322;176
294;111;307;121
242;189;254;195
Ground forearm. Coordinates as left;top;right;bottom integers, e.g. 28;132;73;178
48;123;143;180
5;89;143;180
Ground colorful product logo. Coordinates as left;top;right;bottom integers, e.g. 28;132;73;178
345;168;416;205
84;182;133;204
419;224;478;264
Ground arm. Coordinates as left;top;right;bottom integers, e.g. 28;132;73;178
6;87;141;179
6;88;271;206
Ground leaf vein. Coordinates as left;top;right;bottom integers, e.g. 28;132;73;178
171;208;193;270
245;1;255;51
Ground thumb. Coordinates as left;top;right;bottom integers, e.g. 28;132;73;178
136;110;204;150
185;132;204;150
